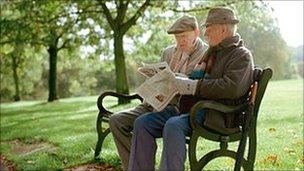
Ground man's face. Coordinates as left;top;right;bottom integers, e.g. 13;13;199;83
203;24;225;47
174;30;198;53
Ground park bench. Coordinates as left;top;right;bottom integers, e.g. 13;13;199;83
94;67;273;171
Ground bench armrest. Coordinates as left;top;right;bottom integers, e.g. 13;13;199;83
97;91;143;116
189;100;248;129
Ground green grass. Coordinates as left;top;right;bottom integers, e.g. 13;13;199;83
0;79;303;170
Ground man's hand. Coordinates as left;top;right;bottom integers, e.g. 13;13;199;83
174;76;198;95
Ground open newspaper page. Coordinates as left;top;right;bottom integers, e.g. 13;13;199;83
136;67;179;111
137;62;170;78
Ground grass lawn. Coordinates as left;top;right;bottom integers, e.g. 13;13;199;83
0;79;303;170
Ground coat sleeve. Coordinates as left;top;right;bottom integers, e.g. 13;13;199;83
160;45;175;63
195;49;254;100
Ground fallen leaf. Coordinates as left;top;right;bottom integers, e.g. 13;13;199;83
266;155;278;162
297;156;304;164
283;147;296;155
27;160;35;164
293;134;299;138
260;154;279;165
287;129;295;134
293;140;304;146
63;158;68;164
269;128;276;132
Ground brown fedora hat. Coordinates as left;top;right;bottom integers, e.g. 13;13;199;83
202;7;239;26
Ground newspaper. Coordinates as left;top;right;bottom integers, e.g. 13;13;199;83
137;62;171;78
137;65;179;111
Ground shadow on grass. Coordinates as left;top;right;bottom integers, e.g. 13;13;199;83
262;115;301;124
1;101;96;117
90;155;122;171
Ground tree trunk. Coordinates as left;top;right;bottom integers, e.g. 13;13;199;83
12;54;20;101
113;32;130;104
47;44;58;102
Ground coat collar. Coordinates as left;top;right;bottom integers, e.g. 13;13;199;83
214;33;243;51
204;34;243;58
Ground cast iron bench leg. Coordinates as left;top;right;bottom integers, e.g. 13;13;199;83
94;112;110;159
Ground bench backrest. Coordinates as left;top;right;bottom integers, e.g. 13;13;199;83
252;67;273;126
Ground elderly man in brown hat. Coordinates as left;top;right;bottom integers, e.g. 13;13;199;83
108;15;207;171
127;7;254;171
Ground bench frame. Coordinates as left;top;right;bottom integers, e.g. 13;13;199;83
94;67;272;171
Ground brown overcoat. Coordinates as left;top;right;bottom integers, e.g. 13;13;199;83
195;34;254;135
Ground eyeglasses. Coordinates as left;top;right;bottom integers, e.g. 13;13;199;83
174;31;196;41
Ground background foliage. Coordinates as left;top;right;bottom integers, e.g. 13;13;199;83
0;0;303;102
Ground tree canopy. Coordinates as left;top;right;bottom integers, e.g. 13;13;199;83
0;0;299;102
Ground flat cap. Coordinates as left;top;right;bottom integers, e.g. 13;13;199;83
167;15;198;34
203;7;239;26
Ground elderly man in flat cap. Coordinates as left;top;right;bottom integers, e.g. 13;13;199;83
108;15;207;171
127;7;254;171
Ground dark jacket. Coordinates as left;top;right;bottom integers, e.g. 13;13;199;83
195;34;254;135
